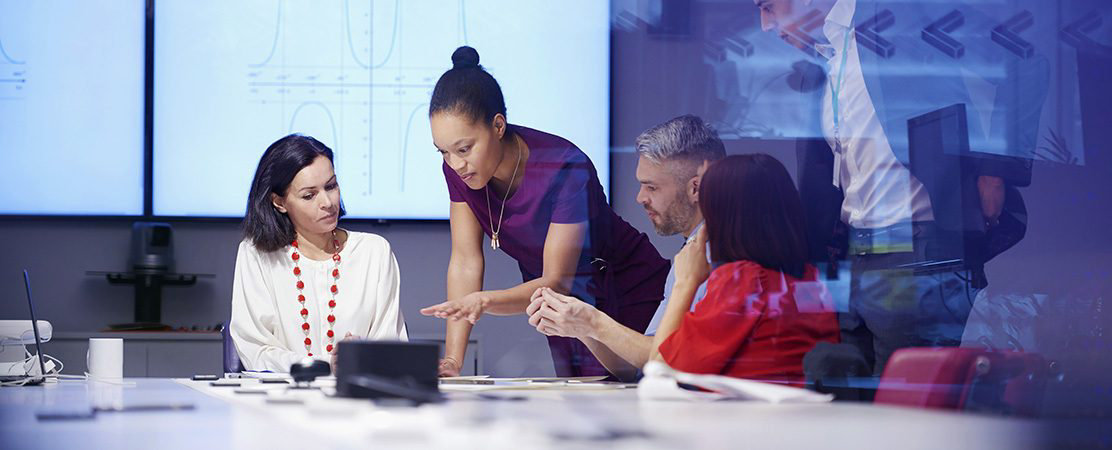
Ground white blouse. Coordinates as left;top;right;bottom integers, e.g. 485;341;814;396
230;230;408;371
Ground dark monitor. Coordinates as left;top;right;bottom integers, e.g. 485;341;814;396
907;104;980;266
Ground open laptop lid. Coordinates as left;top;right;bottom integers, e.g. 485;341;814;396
23;270;48;381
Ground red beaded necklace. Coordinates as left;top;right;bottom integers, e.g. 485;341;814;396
290;231;341;357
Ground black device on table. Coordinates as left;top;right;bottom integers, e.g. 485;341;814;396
334;341;442;404
37;403;196;421
290;358;331;387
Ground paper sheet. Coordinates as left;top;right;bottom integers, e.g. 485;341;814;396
637;361;834;403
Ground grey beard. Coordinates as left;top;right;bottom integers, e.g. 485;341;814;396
652;199;698;237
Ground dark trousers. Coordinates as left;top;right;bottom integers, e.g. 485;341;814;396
838;222;978;375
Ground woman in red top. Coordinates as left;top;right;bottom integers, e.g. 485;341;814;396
650;154;839;384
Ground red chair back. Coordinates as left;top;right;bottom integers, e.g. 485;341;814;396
876;347;1046;416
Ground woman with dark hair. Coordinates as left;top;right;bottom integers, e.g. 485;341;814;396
647;154;839;383
231;134;407;372
419;46;669;377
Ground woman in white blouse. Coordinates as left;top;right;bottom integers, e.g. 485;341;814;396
231;134;407;372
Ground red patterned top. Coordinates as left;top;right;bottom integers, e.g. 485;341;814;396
659;261;839;384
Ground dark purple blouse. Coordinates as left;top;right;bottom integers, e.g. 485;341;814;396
443;125;669;376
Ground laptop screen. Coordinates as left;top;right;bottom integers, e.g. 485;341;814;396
23;270;48;380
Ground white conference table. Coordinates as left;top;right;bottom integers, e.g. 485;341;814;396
0;377;1048;449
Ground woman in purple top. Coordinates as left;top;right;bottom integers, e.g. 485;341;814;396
420;47;669;377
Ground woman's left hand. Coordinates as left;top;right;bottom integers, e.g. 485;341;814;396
673;226;711;286
420;291;490;324
330;332;354;374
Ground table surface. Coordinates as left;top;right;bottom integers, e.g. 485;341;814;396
0;378;1048;449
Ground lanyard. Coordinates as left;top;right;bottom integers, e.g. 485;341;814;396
827;27;853;144
828;27;853;189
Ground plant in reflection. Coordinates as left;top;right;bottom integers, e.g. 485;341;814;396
1034;127;1078;165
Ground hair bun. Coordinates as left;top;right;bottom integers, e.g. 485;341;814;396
451;46;480;69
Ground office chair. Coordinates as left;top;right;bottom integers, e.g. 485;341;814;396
221;323;244;374
875;347;1047;416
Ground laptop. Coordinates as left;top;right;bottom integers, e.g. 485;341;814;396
0;270;49;384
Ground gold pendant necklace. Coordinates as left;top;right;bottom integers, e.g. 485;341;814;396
485;142;522;251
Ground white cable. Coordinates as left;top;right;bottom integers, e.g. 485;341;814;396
0;378;36;387
40;353;69;384
0;344;131;387
0;351;39;386
0;353;92;386
45;353;62;374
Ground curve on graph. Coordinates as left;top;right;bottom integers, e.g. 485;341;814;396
398;102;429;191
249;1;283;68
251;0;460;70
0;39;25;65
346;0;401;70
288;101;340;159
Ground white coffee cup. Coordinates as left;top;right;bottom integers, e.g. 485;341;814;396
87;338;124;379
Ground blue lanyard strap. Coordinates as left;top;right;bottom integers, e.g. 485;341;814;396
827;28;853;133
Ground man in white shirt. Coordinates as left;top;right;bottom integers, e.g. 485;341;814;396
525;115;725;381
756;0;1032;375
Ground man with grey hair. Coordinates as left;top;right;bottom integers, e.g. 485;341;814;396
526;114;726;380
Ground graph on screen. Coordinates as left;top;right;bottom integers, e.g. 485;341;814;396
0;34;26;101
154;0;610;219
0;0;145;215
247;0;467;193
